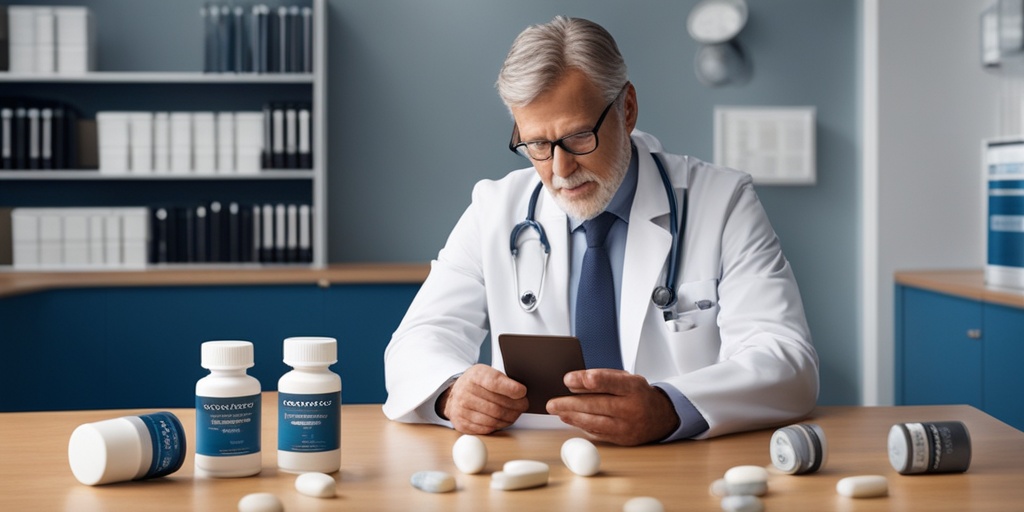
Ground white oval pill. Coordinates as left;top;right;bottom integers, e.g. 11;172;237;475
836;475;888;498
722;465;768;496
410;470;456;493
721;495;763;512
452;434;488;474
238;493;284;512
490;460;549;491
724;465;769;484
710;478;765;497
623;496;665;512
503;459;550;475
561;437;601;476
294;472;336;498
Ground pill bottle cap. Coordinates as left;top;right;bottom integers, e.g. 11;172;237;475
68;417;144;485
68;412;186;486
201;340;254;370
283;336;337;366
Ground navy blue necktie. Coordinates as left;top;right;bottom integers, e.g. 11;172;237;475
576;212;623;369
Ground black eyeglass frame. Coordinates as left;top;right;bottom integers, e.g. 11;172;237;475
508;84;628;161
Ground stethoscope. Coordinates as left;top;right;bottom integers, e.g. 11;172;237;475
510;153;687;314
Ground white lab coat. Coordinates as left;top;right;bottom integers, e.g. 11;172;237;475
383;131;818;438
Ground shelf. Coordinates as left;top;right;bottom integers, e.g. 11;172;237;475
1;0;329;267
0;170;316;180
0;71;314;84
0;263;431;299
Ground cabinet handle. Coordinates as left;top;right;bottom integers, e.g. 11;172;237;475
966;329;982;340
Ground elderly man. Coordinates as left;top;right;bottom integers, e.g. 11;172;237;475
383;16;818;445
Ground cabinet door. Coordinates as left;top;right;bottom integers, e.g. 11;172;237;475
322;284;420;404
983;303;1024;431
898;287;983;407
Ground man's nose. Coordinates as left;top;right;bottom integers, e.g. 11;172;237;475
551;145;578;179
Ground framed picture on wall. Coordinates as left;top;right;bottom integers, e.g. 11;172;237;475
713;106;816;186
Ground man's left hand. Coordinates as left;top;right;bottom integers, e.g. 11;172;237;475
545;369;680;446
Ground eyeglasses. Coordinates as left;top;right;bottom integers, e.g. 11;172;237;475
508;85;626;161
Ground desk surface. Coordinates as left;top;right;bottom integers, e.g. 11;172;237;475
2;395;1023;511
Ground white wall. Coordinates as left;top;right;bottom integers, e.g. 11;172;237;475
863;0;1001;405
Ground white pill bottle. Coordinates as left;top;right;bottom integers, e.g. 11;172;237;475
195;340;262;477
277;336;342;473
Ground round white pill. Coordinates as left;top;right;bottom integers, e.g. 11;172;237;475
724;465;769;484
721;495;763;512
238;493;284;512
722;465;769;496
410;470;456;493
561;437;601;476
836;475;888;498
623;496;665;512
294;472;336;498
452;434;488;474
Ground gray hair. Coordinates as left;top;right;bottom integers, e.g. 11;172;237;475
496;16;628;109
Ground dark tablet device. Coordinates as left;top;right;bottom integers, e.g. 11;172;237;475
498;334;586;414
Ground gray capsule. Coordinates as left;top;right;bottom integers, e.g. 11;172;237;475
410;470;456;493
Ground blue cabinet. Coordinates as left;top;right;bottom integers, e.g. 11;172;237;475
0;283;419;411
895;284;1024;431
982;303;1024;431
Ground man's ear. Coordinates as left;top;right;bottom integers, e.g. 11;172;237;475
623;82;638;132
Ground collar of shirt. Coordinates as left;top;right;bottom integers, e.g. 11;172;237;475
569;144;639;232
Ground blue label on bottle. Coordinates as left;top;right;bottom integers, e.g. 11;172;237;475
989;181;1024;268
196;394;261;457
138;411;186;479
278;391;340;453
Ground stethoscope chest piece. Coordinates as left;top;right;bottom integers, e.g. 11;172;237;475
651;285;677;309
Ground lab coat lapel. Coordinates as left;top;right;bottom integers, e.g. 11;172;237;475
535;186;572;334
620;150;673;372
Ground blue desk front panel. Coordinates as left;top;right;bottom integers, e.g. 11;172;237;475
0;283;420;411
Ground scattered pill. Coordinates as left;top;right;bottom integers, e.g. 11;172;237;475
722;465;768;496
294;472;336;498
561;437;601;476
238;493;284;512
623;496;665;512
490;460;549;491
410;470;457;493
452;434;488;474
836;475;888;498
709;478;730;497
709;477;764;497
721;495;763;512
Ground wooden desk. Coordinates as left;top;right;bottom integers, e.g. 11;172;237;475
2;395;1023;511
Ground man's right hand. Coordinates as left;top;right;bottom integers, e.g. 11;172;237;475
436;364;529;434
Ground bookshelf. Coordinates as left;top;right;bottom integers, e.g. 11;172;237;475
0;0;328;269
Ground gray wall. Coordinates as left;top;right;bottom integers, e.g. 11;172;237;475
327;0;860;405
871;0;1000;404
5;0;861;405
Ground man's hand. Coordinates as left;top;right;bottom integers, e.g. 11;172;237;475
437;364;529;435
546;369;680;446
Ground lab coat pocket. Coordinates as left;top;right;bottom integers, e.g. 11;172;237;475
664;279;721;374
